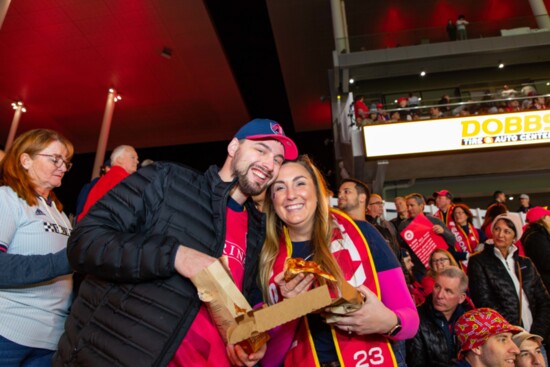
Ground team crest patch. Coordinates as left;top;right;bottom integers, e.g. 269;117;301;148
43;221;71;236
270;122;284;136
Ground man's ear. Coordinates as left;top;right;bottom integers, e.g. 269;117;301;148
458;292;467;305
470;346;482;356
359;193;367;204
227;138;241;158
20;153;32;170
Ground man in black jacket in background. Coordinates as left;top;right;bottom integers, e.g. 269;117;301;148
407;267;470;366
54;119;297;367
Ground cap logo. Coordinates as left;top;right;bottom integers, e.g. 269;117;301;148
270;122;284;136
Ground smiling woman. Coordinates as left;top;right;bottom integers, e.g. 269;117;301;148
258;155;419;367
0;129;74;365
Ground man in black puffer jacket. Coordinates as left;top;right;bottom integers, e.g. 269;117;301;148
54;119;298;367
407;267;470;367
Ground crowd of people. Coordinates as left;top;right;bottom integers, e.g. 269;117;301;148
353;84;549;125
0;121;549;367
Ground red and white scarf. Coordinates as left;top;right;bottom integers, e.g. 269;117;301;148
267;209;397;367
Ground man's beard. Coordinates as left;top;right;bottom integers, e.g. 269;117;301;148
339;199;359;213
234;164;271;197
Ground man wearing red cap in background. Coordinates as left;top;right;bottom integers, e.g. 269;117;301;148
454;308;522;367
521;206;550;293
397;97;412;121
433;189;455;226
512;329;546;367
55;119;298;367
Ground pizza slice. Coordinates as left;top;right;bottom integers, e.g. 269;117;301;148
283;257;337;282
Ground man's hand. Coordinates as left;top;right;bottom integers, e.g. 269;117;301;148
226;343;267;367
432;224;445;235
174;246;217;278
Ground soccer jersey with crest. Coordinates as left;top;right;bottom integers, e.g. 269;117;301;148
0;186;73;350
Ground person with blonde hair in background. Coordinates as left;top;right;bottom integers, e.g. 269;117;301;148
0;129;74;366
421;248;460;296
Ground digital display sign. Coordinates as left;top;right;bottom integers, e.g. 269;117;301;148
362;110;550;157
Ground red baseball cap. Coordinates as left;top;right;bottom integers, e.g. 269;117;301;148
234;119;298;160
455;308;522;359
433;189;453;199
526;206;550;223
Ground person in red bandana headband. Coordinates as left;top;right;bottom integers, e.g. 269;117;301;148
258;155;419;367
454;308;522;367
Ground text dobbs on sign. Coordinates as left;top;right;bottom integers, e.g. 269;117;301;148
461;111;550;138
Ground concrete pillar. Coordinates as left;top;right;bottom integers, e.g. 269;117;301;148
529;0;550;30
91;89;118;179
5;102;25;150
0;0;11;31
330;0;350;53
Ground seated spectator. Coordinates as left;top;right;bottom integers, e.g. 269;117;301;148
521;206;550;292
407;267;470;367
439;95;451;114
78;145;139;221
408;93;420;107
397;97;412;121
505;99;521;113
429;105;444;119
452;203;487;255
391;196;409;232
481;202;508;240
454;308;522;367
502;85;519;98
517;194;533;214
74;159;111;219
401;248;426;306
354;95;369;126
512;329;547;367
531;96;547;110
433;189;454;226
490;190;507;206
398;193;467;280
389;110;402;122
421;248;460;296
468;213;550;342
367;193;401;259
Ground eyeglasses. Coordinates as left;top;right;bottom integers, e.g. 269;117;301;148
368;201;384;206
432;258;450;264
35;154;73;171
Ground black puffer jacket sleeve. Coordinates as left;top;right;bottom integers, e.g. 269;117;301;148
467;250;499;311
524;257;550;340
406;325;430;367
68;163;182;282
522;224;550;291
